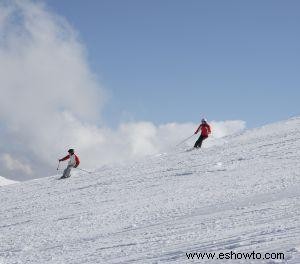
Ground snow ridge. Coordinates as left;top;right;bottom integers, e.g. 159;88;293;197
0;176;18;186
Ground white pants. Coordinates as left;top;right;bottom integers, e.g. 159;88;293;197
62;165;73;178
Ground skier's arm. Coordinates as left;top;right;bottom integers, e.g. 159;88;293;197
194;125;201;134
59;155;70;162
74;155;80;168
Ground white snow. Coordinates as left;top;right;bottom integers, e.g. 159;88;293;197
0;176;18;186
0;118;300;263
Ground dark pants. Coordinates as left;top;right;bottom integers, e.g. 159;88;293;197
194;135;208;148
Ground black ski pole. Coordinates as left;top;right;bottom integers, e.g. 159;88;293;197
57;161;60;171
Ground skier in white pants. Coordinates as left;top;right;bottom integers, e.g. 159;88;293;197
59;149;80;179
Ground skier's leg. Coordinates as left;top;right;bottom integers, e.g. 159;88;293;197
193;139;198;148
194;135;207;148
62;165;72;178
65;165;72;178
194;136;203;148
197;137;204;148
198;136;208;148
62;168;67;178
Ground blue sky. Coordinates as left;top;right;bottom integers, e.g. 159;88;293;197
1;0;299;180
45;0;300;128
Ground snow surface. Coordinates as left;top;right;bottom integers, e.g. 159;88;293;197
0;118;300;263
0;176;18;186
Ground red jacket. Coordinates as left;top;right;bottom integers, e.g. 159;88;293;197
60;154;80;168
195;123;211;137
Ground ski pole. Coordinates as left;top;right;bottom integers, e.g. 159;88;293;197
176;134;195;147
75;167;92;174
57;161;60;170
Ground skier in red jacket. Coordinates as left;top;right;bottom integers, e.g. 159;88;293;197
194;118;211;148
59;149;80;179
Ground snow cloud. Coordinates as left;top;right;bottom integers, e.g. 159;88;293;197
0;0;104;180
0;0;246;181
1;154;33;176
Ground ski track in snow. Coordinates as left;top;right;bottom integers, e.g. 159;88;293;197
1;118;300;263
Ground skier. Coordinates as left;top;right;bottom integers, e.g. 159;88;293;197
194;118;211;148
59;149;80;179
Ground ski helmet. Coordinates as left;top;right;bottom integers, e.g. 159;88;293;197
201;118;207;123
68;149;74;154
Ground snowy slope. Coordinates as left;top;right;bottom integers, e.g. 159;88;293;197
0;176;18;186
1;118;300;264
